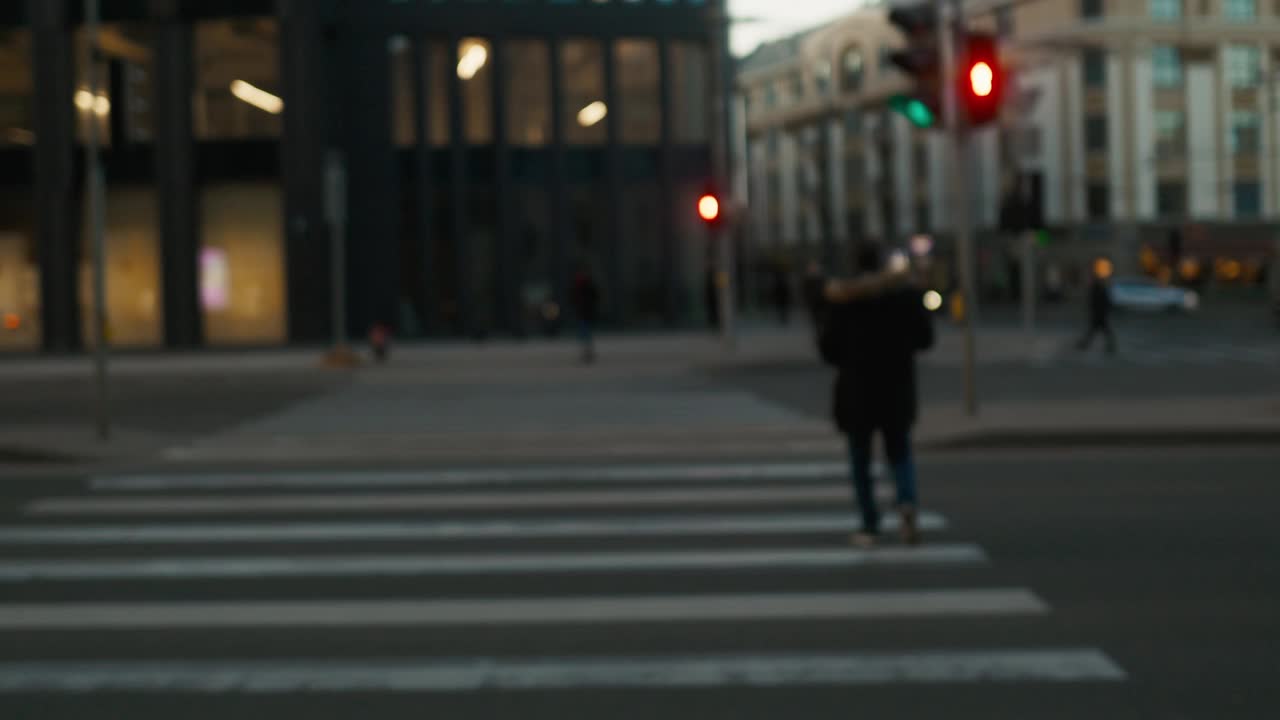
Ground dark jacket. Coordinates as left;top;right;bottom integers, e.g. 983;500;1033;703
572;275;600;324
1088;280;1112;321
820;284;935;433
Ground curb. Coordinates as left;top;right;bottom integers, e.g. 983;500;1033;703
924;427;1280;451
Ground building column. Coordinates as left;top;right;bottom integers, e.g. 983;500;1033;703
1132;46;1156;221
1216;44;1235;220
29;0;79;352
278;0;331;344
448;34;471;335
657;37;678;324
153;12;201;348
1186;58;1219;219
548;35;569;321
491;35;514;333
603;36;626;326
412;39;437;334
340;28;399;336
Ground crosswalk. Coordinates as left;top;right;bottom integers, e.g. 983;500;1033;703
0;462;1125;703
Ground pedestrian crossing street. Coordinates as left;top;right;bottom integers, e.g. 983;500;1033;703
1036;333;1280;367
0;462;1126;699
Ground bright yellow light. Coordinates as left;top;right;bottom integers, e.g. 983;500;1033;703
230;80;283;115
698;194;720;222
457;43;489;80
75;90;110;116
923;290;943;312
576;101;608;128
1219;259;1242;281
970;61;994;97
74;90;94;111
1179;258;1200;280
1093;258;1114;279
93;94;111;116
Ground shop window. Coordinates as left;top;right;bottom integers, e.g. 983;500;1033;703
507;39;552;147
200;184;287;345
561;39;607;145
616;38;660;145
194;18;281;140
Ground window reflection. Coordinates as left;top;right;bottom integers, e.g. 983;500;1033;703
507;39;552;147
561;39;607;145
615;38;659;144
459;37;493;144
390;35;415;148
669;41;708;143
0;30;34;147
424;40;451;147
194;19;281;140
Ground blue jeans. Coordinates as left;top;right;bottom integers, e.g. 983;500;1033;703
848;427;918;535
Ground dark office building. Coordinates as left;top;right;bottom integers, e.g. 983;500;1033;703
0;0;720;352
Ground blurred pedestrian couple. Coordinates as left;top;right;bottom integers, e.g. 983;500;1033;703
820;245;936;548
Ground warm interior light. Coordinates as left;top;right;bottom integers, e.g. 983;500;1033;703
923;291;943;312
577;101;608;128
230;80;284;115
457;43;489;80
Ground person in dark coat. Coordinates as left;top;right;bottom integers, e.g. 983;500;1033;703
820;245;935;547
571;269;601;364
802;260;828;333
772;264;793;326
1077;264;1116;354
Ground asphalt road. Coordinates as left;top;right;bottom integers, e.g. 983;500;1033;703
0;448;1276;719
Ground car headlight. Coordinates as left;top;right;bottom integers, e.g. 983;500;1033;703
1182;291;1200;311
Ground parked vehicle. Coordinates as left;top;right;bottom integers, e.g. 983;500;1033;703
1109;277;1199;313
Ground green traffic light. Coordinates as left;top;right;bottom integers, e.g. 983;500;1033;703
889;95;936;129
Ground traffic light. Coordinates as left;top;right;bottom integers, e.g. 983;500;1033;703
960;34;1003;127
697;192;722;226
887;4;1005;129
887;4;942;129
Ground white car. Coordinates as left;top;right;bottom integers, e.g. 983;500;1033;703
1109;277;1199;313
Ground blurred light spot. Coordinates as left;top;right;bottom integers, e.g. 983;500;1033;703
923;290;943;312
1093;258;1114;279
542;302;561;321
2;313;19;331
457;42;488;80
577;101;608;128
888;250;909;273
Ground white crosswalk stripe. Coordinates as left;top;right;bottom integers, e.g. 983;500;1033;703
0;461;1125;695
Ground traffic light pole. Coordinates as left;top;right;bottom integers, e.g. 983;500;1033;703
939;0;979;416
85;0;111;441
709;0;736;350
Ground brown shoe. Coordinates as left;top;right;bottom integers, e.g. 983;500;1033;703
850;531;877;550
899;506;921;546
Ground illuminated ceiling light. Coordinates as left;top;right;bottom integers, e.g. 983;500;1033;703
457;43;488;80
923;290;943;312
576;100;608;128
93;94;111;117
74;90;95;111
230;79;284;115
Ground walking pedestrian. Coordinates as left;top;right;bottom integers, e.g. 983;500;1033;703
571;268;600;364
802;260;828;333
1077;259;1117;354
820;245;935;548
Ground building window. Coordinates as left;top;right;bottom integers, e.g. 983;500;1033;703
1224;0;1257;19
1155;110;1186;155
1081;0;1104;18
1157;182;1186;217
459;37;494;144
1085;115;1108;152
997;7;1015;36
1152;46;1182;87
390;37;414;148
0;31;34;148
1151;0;1182;20
765;83;777;108
615;39;660;145
1234;182;1262;217
669;41;709;143
1225;45;1262;88
767;128;779;156
789;71;804;103
507;39;552;147
200;184;287;345
841;46;865;93
194;19;280;140
914;144;929;180
1083;48;1106;88
844;109;862;135
1086;184;1110;219
846;155;863;188
1230;111;1261;154
560;38;606;146
814;59;833;96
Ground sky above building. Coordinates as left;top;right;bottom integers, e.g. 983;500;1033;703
729;0;865;56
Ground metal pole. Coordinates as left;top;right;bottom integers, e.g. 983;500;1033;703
709;0;736;349
85;0;110;441
325;150;348;351
939;0;979;416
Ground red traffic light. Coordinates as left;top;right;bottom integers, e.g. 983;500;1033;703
969;61;994;97
697;194;721;223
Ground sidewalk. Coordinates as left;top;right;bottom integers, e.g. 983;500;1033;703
2;326;1273;469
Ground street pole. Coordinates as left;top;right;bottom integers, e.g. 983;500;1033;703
324;150;350;361
709;0;737;350
939;0;979;416
85;0;110;441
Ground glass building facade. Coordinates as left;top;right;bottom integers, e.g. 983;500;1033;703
0;0;716;352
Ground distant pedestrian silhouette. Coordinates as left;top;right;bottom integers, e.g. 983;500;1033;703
820;245;935;548
572;269;600;364
1077;262;1116;354
772;264;792;326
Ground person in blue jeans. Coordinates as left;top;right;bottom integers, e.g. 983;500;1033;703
820;245;935;548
